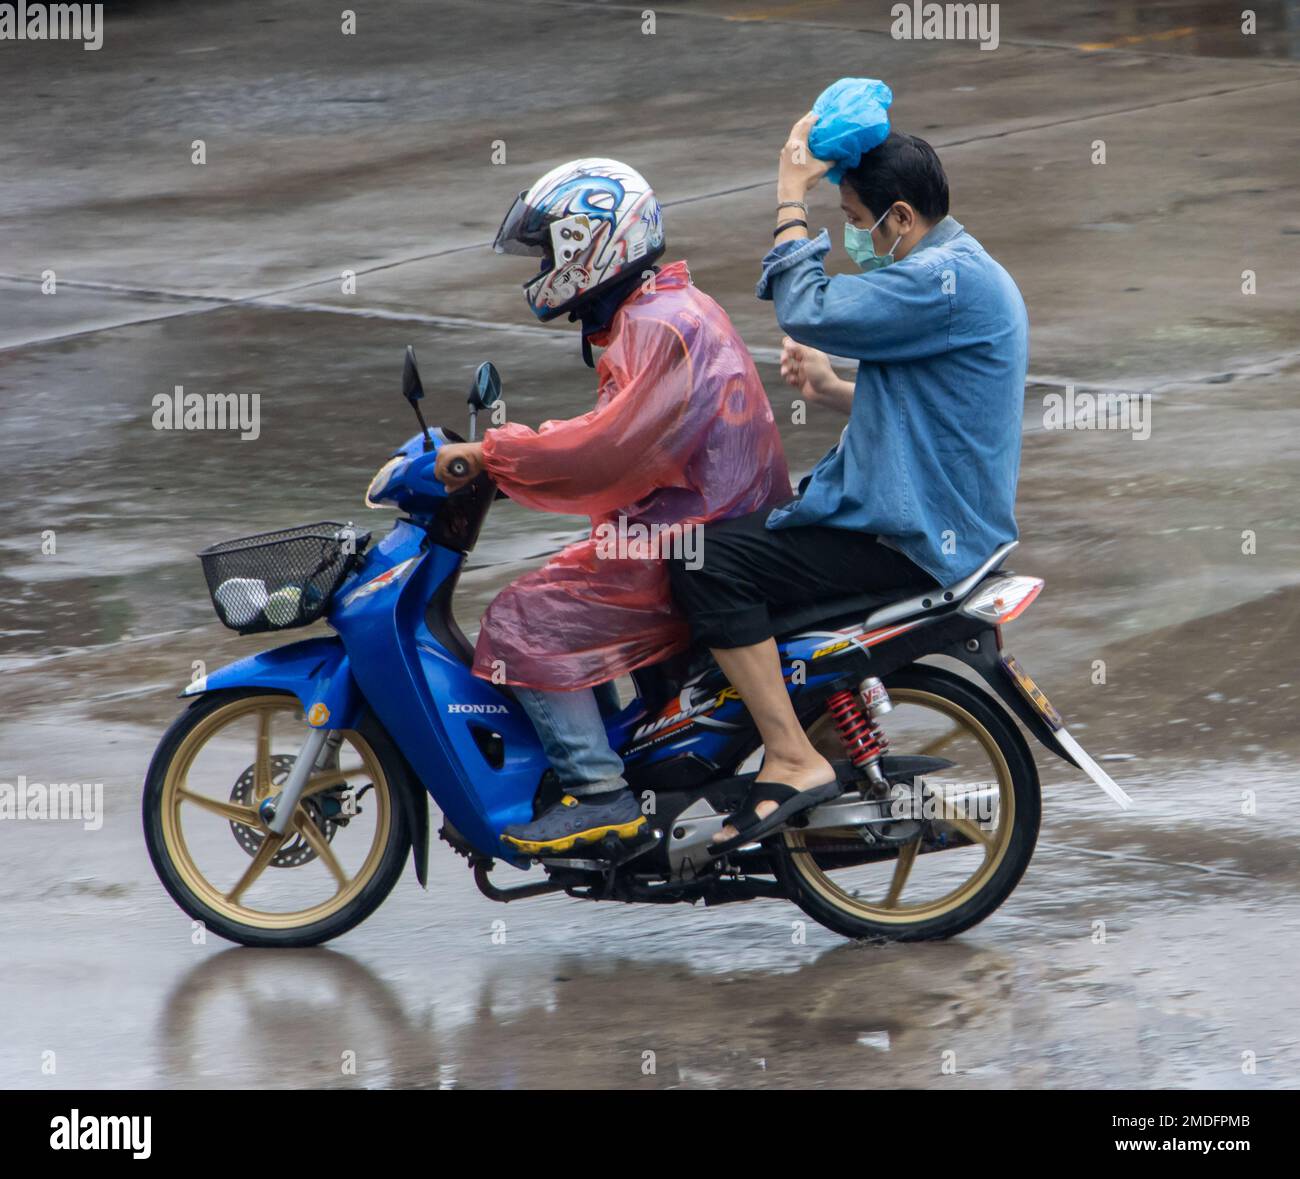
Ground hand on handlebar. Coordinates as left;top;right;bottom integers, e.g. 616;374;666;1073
434;442;486;492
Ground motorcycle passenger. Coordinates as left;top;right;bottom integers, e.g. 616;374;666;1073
669;119;1029;853
436;158;792;856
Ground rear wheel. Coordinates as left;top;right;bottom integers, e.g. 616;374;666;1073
772;664;1040;942
143;689;412;947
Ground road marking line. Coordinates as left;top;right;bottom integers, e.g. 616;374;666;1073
1078;27;1197;52
1;73;1292;355
725;0;838;21
1039;840;1252;879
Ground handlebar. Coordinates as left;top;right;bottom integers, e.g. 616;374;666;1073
446;457;471;480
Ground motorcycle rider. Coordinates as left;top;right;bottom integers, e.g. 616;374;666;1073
436;158;792;856
670;118;1028;852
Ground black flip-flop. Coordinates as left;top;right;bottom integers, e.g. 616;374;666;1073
708;777;842;856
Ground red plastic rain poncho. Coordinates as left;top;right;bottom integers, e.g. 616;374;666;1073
474;261;792;690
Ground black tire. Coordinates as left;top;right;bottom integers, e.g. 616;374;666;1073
772;664;1041;942
143;689;412;948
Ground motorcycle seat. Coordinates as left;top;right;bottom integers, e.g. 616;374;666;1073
767;540;1019;638
768;589;898;638
631;542;1018;713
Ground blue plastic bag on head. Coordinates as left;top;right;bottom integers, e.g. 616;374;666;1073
809;77;893;184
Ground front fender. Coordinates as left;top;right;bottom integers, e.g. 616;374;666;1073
179;635;433;885
181;635;363;731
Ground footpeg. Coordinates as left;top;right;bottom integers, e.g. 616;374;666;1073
536;828;661;867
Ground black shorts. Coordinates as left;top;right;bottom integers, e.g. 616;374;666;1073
668;510;936;650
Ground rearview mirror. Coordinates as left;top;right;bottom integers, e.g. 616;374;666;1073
402;345;425;405
468;361;501;410
401;345;433;450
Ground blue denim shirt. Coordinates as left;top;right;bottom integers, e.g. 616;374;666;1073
757;217;1028;584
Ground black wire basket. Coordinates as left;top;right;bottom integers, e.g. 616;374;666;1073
197;522;371;635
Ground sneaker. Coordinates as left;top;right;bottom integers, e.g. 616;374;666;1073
501;790;645;856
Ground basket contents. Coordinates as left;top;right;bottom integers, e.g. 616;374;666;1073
198;523;370;635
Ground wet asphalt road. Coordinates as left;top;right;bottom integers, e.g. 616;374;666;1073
1;0;1298;1089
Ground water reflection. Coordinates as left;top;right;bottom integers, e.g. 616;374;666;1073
158;940;1019;1089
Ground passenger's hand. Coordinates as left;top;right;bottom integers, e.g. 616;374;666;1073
778;112;832;200
435;442;485;491
781;337;835;399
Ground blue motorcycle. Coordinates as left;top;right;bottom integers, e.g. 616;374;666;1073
143;348;1130;947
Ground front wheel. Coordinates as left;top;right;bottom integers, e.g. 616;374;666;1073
143;689;412;947
771;664;1041;942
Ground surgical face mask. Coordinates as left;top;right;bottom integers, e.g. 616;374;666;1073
844;207;902;271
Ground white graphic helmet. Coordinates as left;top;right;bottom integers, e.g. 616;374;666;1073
493;158;666;321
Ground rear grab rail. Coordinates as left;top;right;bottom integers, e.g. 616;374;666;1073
862;540;1019;630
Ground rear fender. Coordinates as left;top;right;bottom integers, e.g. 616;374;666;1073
942;629;1081;770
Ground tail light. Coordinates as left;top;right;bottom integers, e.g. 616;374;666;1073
961;575;1044;625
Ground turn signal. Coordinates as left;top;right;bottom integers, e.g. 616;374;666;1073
960;575;1044;625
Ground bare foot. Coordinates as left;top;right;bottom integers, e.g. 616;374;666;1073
710;753;836;844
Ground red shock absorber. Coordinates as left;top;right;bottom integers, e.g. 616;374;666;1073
827;688;889;768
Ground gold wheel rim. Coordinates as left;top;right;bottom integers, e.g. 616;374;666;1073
160;695;392;931
784;686;1015;925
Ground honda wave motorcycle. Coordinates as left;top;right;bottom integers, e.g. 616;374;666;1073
143;348;1131;948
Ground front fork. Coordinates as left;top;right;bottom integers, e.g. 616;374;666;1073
258;727;332;834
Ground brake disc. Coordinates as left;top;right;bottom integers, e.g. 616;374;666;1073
228;754;340;867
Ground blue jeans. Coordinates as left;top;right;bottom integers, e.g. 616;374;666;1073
513;682;628;797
